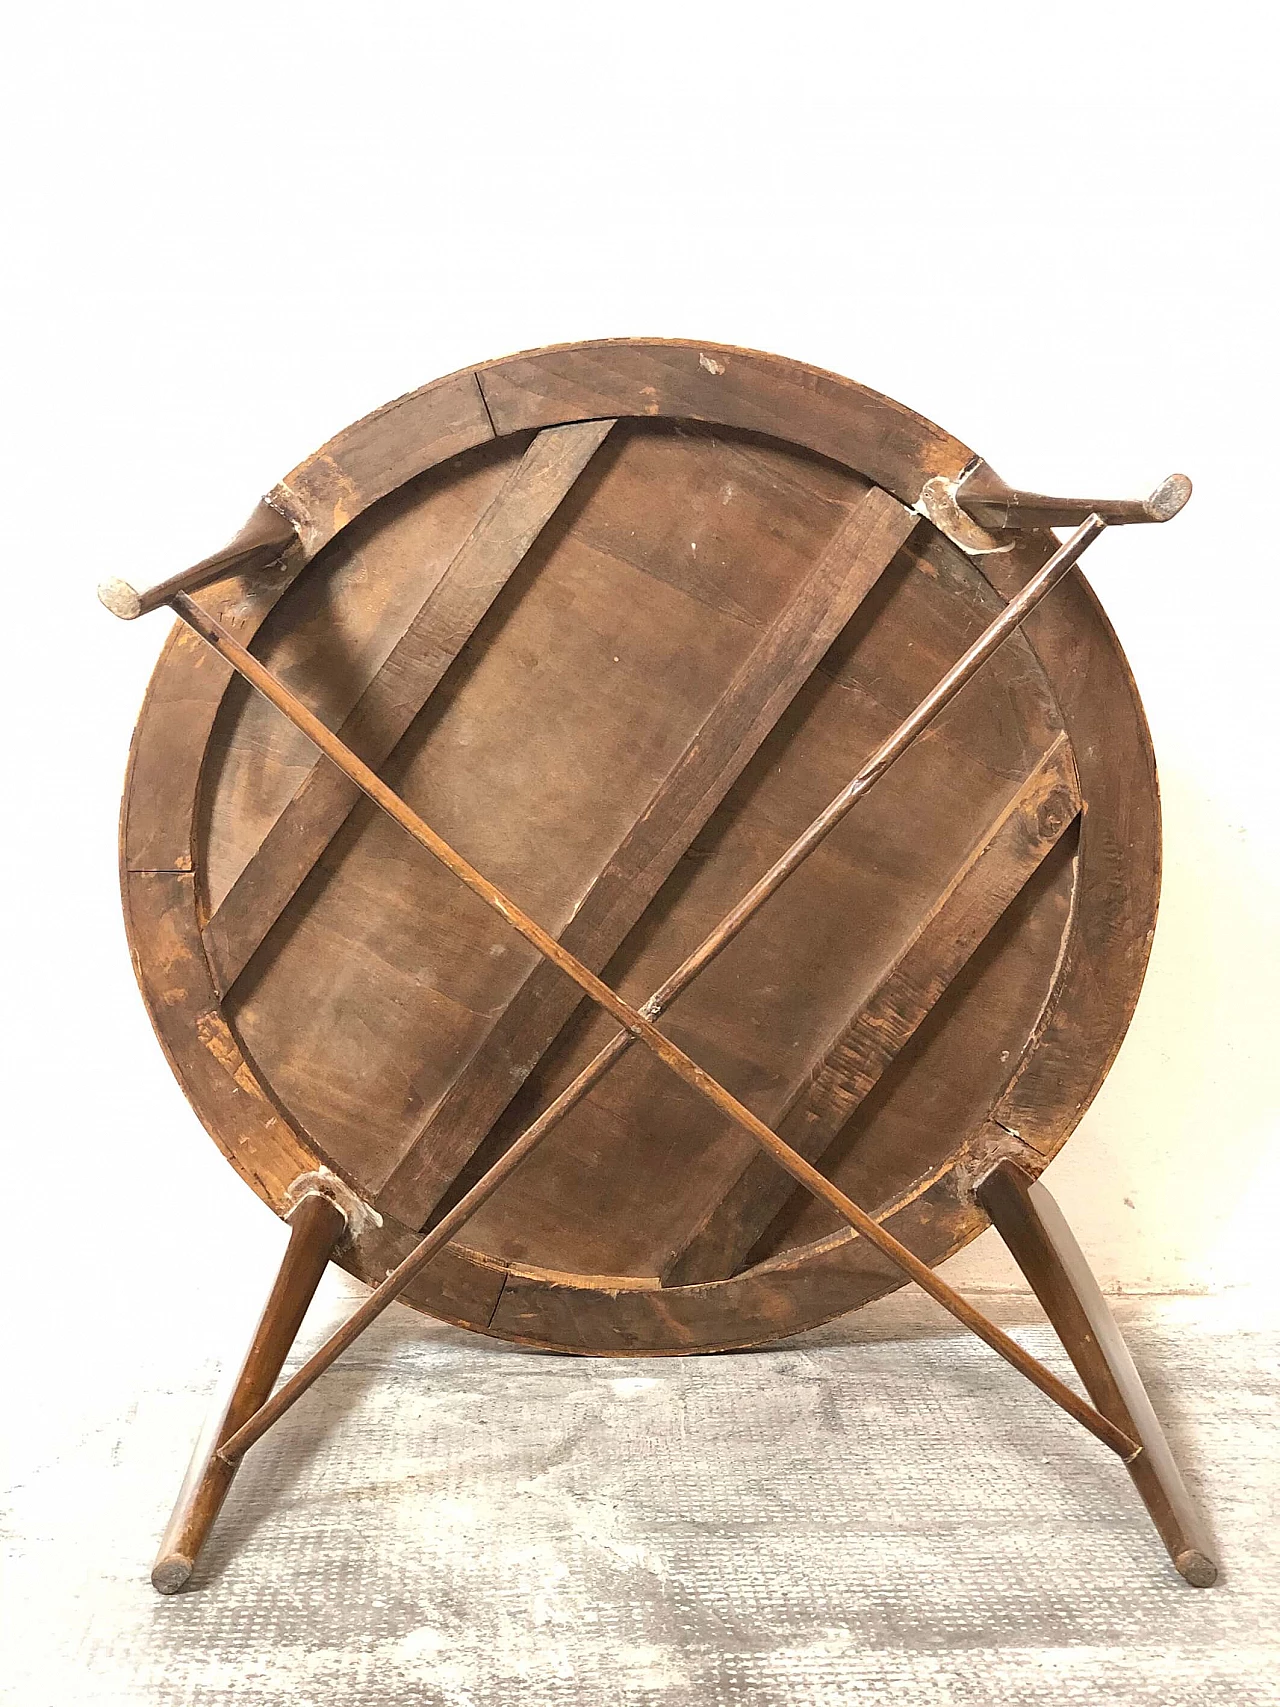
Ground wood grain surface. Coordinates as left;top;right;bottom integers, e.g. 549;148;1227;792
119;340;1160;1355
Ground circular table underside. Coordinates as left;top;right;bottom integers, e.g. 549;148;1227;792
121;340;1159;1354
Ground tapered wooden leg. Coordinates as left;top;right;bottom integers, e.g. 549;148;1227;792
977;1161;1217;1587
151;1190;347;1593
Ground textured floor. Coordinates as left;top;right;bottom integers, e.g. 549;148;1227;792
4;1288;1278;1706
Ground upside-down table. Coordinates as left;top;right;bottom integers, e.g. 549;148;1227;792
102;339;1215;1594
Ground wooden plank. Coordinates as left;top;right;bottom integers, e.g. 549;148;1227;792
661;733;1081;1285
376;486;921;1228
203;418;617;993
474;340;969;510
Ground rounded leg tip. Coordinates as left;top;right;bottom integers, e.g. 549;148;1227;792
98;578;143;620
152;1556;194;1595
1175;1549;1218;1588
1145;473;1193;521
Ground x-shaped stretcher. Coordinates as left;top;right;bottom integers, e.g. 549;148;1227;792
103;457;1216;1592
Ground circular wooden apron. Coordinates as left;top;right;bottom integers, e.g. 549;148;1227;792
120;340;1159;1354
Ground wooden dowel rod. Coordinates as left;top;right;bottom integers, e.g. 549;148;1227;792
182;517;1135;1465
98;500;297;621
956;460;1191;532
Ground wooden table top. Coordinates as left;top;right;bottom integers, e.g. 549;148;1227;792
121;340;1159;1354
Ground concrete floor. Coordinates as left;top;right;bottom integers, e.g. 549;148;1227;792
4;1288;1277;1706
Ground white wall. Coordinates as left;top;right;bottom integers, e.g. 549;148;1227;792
3;2;1276;1391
